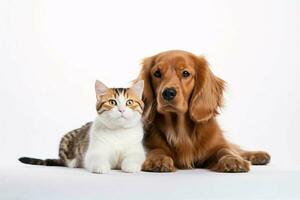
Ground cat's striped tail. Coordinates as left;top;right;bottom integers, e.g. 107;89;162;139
18;157;65;166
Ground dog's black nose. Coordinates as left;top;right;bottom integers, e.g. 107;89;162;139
162;88;177;101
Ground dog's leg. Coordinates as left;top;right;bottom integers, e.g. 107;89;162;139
231;144;271;165
142;128;176;172
207;147;251;173
239;150;271;165
142;149;176;172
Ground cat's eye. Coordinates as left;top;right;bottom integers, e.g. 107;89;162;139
182;70;190;78
154;70;161;78
126;99;133;106
108;99;117;106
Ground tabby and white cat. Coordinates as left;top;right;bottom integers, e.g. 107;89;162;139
19;80;146;173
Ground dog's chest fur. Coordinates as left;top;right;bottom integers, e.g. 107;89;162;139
156;113;208;168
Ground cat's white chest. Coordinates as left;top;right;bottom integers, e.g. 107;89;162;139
92;126;143;147
86;124;144;169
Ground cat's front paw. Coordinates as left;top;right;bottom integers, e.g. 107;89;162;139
121;162;142;173
86;163;111;174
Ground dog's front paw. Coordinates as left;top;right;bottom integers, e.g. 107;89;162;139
213;155;250;173
242;151;271;165
142;155;176;172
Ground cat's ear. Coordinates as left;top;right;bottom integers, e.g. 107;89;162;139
131;80;144;99
95;80;108;101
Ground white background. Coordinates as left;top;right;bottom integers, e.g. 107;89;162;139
1;0;299;167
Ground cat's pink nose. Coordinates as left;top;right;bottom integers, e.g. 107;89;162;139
118;108;125;113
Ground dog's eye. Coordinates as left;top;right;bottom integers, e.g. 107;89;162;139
154;70;161;78
182;70;190;78
126;99;133;106
108;99;117;106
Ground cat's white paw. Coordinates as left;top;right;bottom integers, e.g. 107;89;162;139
87;164;110;174
121;162;142;173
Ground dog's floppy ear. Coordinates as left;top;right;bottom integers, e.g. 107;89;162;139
189;56;225;123
135;55;157;127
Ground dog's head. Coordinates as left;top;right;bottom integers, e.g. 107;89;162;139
138;50;225;125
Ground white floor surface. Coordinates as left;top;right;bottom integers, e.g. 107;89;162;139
1;163;299;200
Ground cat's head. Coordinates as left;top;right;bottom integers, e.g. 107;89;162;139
94;80;144;129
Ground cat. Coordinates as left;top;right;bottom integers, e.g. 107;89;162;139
19;80;146;173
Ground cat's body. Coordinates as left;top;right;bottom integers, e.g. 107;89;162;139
85;117;144;173
19;81;146;173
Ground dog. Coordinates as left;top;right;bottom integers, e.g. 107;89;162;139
137;50;270;172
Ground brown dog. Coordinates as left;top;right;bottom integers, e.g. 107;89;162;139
137;50;270;172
